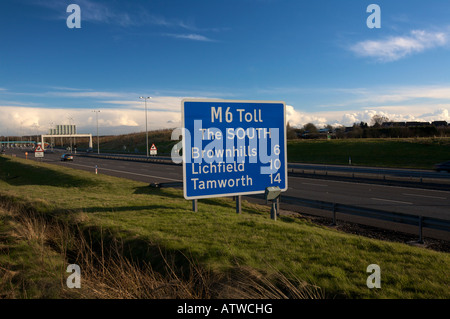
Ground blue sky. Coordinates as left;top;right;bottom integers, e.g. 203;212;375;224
1;0;450;135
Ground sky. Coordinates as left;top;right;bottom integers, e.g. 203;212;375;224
1;0;450;136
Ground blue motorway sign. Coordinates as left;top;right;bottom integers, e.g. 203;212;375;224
182;99;287;199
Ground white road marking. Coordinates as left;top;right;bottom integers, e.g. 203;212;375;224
371;198;413;205
289;175;450;194
68;163;182;182
402;193;447;200
301;182;328;187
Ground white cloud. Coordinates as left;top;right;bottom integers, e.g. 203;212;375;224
339;109;406;126
35;0;132;26
163;33;216;42
351;29;448;62
101;96;184;112
1;103;449;137
2;84;450;136
303;85;450;111
46;91;129;99
286;105;328;127
0;99;182;136
35;0;227;33
285;105;450;128
419;108;450;122
361;86;450;104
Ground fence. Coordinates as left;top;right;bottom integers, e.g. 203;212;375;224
276;195;450;243
81;153;450;189
151;181;450;243
84;153;450;242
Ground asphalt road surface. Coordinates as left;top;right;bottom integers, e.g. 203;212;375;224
4;148;450;240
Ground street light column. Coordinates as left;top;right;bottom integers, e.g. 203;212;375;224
146;99;148;157
97;112;99;154
140;96;152;157
93;110;100;154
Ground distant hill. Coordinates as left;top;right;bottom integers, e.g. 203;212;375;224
76;129;178;155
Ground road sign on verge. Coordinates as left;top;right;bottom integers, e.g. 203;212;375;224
182;99;287;200
34;144;44;158
150;144;157;156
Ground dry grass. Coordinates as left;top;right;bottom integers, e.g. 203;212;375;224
62;225;324;299
0;201;323;299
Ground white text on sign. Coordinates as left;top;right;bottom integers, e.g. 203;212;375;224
211;107;263;123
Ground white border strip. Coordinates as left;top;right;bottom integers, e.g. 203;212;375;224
181;98;288;200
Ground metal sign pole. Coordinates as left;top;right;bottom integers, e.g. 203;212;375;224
276;197;280;218
270;201;277;220
236;195;241;214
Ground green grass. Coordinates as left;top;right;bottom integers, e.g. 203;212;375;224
287;137;450;169
0;205;67;298
0;155;449;298
96;132;450;169
79;129;450;169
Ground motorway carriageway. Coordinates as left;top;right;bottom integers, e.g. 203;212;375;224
5;149;450;240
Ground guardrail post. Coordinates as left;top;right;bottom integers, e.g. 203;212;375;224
276;196;280;217
418;216;424;244
331;203;337;226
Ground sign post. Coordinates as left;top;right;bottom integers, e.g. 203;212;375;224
34;144;44;159
181;99;287;203
150;144;157;156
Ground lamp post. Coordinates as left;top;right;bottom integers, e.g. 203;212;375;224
32;122;40;147
49;121;54;151
67;116;74;153
139;96;152;157
92;110;100;154
20;121;24;142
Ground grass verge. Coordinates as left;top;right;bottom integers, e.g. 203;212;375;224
0;155;449;298
287;137;450;169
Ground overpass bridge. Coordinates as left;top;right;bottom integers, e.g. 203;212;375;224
1;134;93;150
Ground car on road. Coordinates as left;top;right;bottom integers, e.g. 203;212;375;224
61;154;74;161
433;161;450;172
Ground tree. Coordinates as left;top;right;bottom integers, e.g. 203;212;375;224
352;123;364;138
371;115;389;127
303;123;318;133
286;121;298;139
